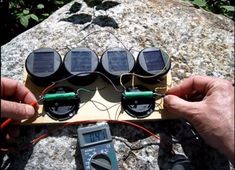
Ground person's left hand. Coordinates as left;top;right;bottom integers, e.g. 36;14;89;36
1;77;38;120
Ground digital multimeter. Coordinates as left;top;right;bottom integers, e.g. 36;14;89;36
77;123;119;170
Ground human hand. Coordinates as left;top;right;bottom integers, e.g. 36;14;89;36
163;76;234;164
1;77;38;120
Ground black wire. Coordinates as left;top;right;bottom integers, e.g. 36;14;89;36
51;30;129;93
77;30;129;51
52;71;123;93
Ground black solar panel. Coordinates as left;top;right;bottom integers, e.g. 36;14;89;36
143;51;165;71
33;52;54;73
71;51;92;72
108;51;129;72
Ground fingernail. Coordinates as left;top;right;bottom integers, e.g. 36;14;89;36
26;105;35;117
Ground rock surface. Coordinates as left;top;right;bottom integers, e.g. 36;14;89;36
1;0;234;169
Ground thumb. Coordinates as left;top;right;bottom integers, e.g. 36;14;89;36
1;100;35;120
164;95;201;120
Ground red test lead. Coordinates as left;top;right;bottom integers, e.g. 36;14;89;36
0;101;38;130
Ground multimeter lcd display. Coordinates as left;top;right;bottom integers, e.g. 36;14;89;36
143;51;165;71
71;51;92;72
108;51;129;72
83;129;108;144
33;52;54;73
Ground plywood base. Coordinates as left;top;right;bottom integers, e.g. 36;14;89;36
22;72;174;124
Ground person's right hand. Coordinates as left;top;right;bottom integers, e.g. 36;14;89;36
164;76;234;164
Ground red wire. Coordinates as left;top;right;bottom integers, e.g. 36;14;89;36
1;120;160;154
0;118;12;130
0;101;39;130
1;81;54;130
40;83;55;96
31;120;160;144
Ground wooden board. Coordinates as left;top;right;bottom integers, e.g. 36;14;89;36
22;72;174;124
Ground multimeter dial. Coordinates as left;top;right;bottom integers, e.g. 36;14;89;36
90;154;112;170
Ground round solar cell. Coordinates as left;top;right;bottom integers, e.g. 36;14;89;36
63;47;99;85
99;47;135;84
25;48;62;86
136;47;171;83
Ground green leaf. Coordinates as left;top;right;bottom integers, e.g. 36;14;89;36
23;9;29;15
30;14;39;22
16;13;24;18
20;16;29;27
42;13;50;17
54;0;64;5
37;4;45;9
192;0;207;7
221;5;235;12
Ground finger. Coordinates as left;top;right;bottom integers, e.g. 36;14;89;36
164;95;202;120
166;76;215;98
1;100;35;120
1;77;38;105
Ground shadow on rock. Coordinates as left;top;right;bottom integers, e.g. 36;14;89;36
0;126;35;169
96;1;120;11
67;2;82;14
84;0;103;7
92;15;119;28
60;14;92;24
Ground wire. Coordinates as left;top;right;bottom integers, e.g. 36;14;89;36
39;30;130;96
77;88;92;93
90;100;120;112
115;104;122;120
30;120;160;145
131;74;135;88
119;55;171;90
0;100;41;130
0;120;160;154
89;100;112;119
40;71;123;97
40;83;56;97
0;118;12;130
77;30;129;51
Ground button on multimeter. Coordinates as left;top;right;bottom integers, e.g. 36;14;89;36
77;123;119;170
